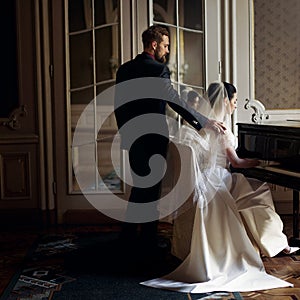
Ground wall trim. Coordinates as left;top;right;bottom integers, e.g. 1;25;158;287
0;134;39;145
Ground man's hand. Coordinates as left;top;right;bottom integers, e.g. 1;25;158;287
204;119;227;134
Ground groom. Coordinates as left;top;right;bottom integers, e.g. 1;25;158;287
114;25;225;258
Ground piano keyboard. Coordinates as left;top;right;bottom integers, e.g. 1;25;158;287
256;165;300;178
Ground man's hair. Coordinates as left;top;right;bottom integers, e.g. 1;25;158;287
142;25;169;49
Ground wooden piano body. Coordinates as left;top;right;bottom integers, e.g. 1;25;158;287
236;121;300;246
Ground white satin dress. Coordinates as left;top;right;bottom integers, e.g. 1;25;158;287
141;126;293;293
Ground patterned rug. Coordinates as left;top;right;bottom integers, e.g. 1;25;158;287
1;222;300;299
0;230;243;300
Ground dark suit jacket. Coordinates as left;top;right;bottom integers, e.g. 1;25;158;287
114;52;208;149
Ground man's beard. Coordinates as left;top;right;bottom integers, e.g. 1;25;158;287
155;51;166;63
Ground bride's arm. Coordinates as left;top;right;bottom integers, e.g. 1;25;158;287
226;147;259;169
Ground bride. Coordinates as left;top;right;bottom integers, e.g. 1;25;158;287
141;81;298;293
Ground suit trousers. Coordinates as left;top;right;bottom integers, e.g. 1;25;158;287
122;134;169;246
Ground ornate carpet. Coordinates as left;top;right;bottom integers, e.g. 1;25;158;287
0;229;243;300
0;222;299;299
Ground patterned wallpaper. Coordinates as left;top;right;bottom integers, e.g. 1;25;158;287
254;0;300;109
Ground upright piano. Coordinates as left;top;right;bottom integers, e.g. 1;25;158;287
235;121;300;246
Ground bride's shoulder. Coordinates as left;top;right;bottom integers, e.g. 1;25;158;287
221;128;236;146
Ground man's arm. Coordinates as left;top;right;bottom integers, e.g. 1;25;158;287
160;67;225;133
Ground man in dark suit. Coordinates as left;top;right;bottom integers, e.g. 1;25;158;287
114;25;225;258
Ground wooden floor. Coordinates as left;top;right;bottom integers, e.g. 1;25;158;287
0;216;299;299
240;216;300;299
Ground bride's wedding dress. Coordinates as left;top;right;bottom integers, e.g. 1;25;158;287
141;123;294;293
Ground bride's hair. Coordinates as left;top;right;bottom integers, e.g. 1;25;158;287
206;81;229;122
207;82;227;107
223;82;237;101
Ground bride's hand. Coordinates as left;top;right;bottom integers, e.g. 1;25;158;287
204;119;227;134
243;158;260;168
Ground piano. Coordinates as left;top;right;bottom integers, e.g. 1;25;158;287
235;121;300;246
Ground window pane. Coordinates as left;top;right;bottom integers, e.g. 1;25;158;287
179;0;203;30
71;88;94;105
95;0;119;26
95;0;106;26
70;32;93;88
96;82;114;102
181;30;203;87
96;104;120;191
167;26;179;82
153;0;176;25
72;142;97;192
95;26;119;82
69;0;92;32
97;137;121;191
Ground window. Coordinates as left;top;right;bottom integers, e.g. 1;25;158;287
66;0;122;193
152;0;205;96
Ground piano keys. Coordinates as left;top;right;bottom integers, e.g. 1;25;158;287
235;121;300;246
